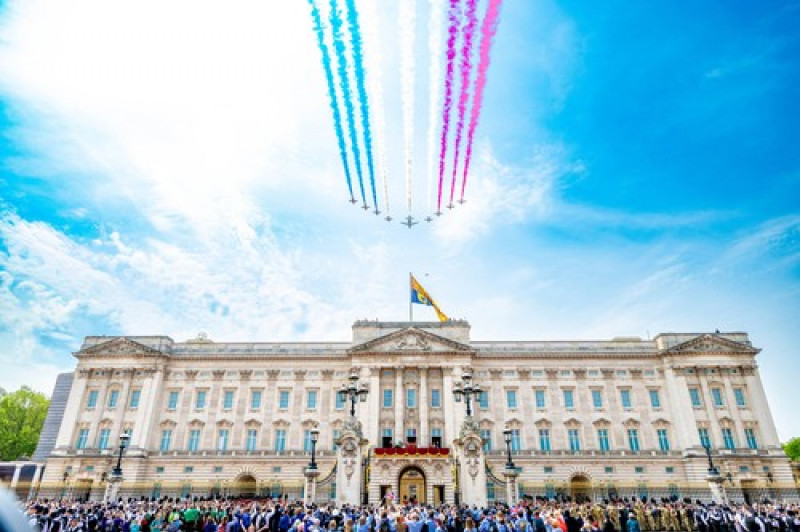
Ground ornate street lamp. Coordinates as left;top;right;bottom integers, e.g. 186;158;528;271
703;443;720;476
452;370;483;417
503;429;516;469
338;371;368;417
110;433;131;480
309;429;320;470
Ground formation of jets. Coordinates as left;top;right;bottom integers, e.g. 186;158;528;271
346;199;466;228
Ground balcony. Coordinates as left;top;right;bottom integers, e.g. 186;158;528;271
373;446;450;457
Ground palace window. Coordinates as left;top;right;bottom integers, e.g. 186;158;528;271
481;429;491;452
431;389;441;408
160;430;172;452
382;389;393;408
406;428;417;445
698;427;711;448
745;428;758;449
195;390;207;409
627;429;640;452
722;428;736;449
510;429;521;452
188;429;200;452
98;428;111;450
307;390;318;409
303;430;313;452
168;391;179;410
223;390;235;410
535;389;546;409
431;428;443;447
506;390;518;409
333;429;341;451
129;389;141;408
278;390;290;409
76;428;89;450
274;429;286;452
649;389;661;408
335;390;346;410
217;429;229;451
539;429;551;452
406;388;417;408
734;388;746;407
620;389;632;409
563;389;574;409
381;428;392;449
87;390;98;409
604;466;614;474
657;429;670;451
246;429;258;451
108;390;120;408
597;429;610;451
478;391;489;409
544;466;554;474
711;387;725;407
666;467;675;474
568;429;581;451
592;390;603;409
250;390;262;410
689;387;702;407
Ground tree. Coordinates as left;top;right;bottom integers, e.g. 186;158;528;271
784;437;800;461
0;386;50;461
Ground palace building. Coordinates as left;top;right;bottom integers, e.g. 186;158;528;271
32;320;797;504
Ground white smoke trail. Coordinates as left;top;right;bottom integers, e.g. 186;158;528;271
400;0;417;215
425;0;445;214
360;0;391;217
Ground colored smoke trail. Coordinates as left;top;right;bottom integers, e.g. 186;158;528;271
345;0;378;212
330;0;367;207
400;0;417;214
425;0;445;213
460;0;503;203
360;0;391;217
436;0;461;213
448;0;478;207
308;0;354;201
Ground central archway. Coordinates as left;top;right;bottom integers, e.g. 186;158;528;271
569;474;591;503
398;466;426;505
233;474;257;497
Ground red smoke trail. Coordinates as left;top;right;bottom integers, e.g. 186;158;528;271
448;0;478;208
460;0;503;203
436;0;462;214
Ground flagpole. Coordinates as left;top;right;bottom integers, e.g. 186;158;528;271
409;272;413;322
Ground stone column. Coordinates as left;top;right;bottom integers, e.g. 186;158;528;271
335;418;366;506
443;368;457;447
698;371;723;447
110;369;134;442
367;367;381;444
744;366;780;448
504;466;520;506
304;467;320;506
55;369;90;450
419;367;429;446
264;370;280;448
394;368;404;444
10;463;22;489
28;464;44;500
455;419;487;507
662;366;696;450
132;368;164;451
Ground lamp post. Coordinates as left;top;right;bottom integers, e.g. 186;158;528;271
703;443;720;476
105;433;130;502
452;371;483;417
304;428;321;505
309;429;320;470
503;430;516;469
338;371;369;417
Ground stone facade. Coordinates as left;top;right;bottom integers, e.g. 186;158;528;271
38;321;797;504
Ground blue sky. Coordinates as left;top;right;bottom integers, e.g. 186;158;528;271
0;0;798;439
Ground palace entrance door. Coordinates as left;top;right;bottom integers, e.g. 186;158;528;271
569;474;592;503
399;467;426;505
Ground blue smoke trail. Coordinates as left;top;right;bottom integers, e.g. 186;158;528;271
330;0;367;207
308;0;354;201
344;0;378;212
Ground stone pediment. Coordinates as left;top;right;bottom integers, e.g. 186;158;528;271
348;327;474;354
77;337;166;358
661;334;759;356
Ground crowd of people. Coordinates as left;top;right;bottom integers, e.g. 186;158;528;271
17;497;800;532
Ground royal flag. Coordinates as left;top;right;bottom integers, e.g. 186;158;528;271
410;274;449;322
